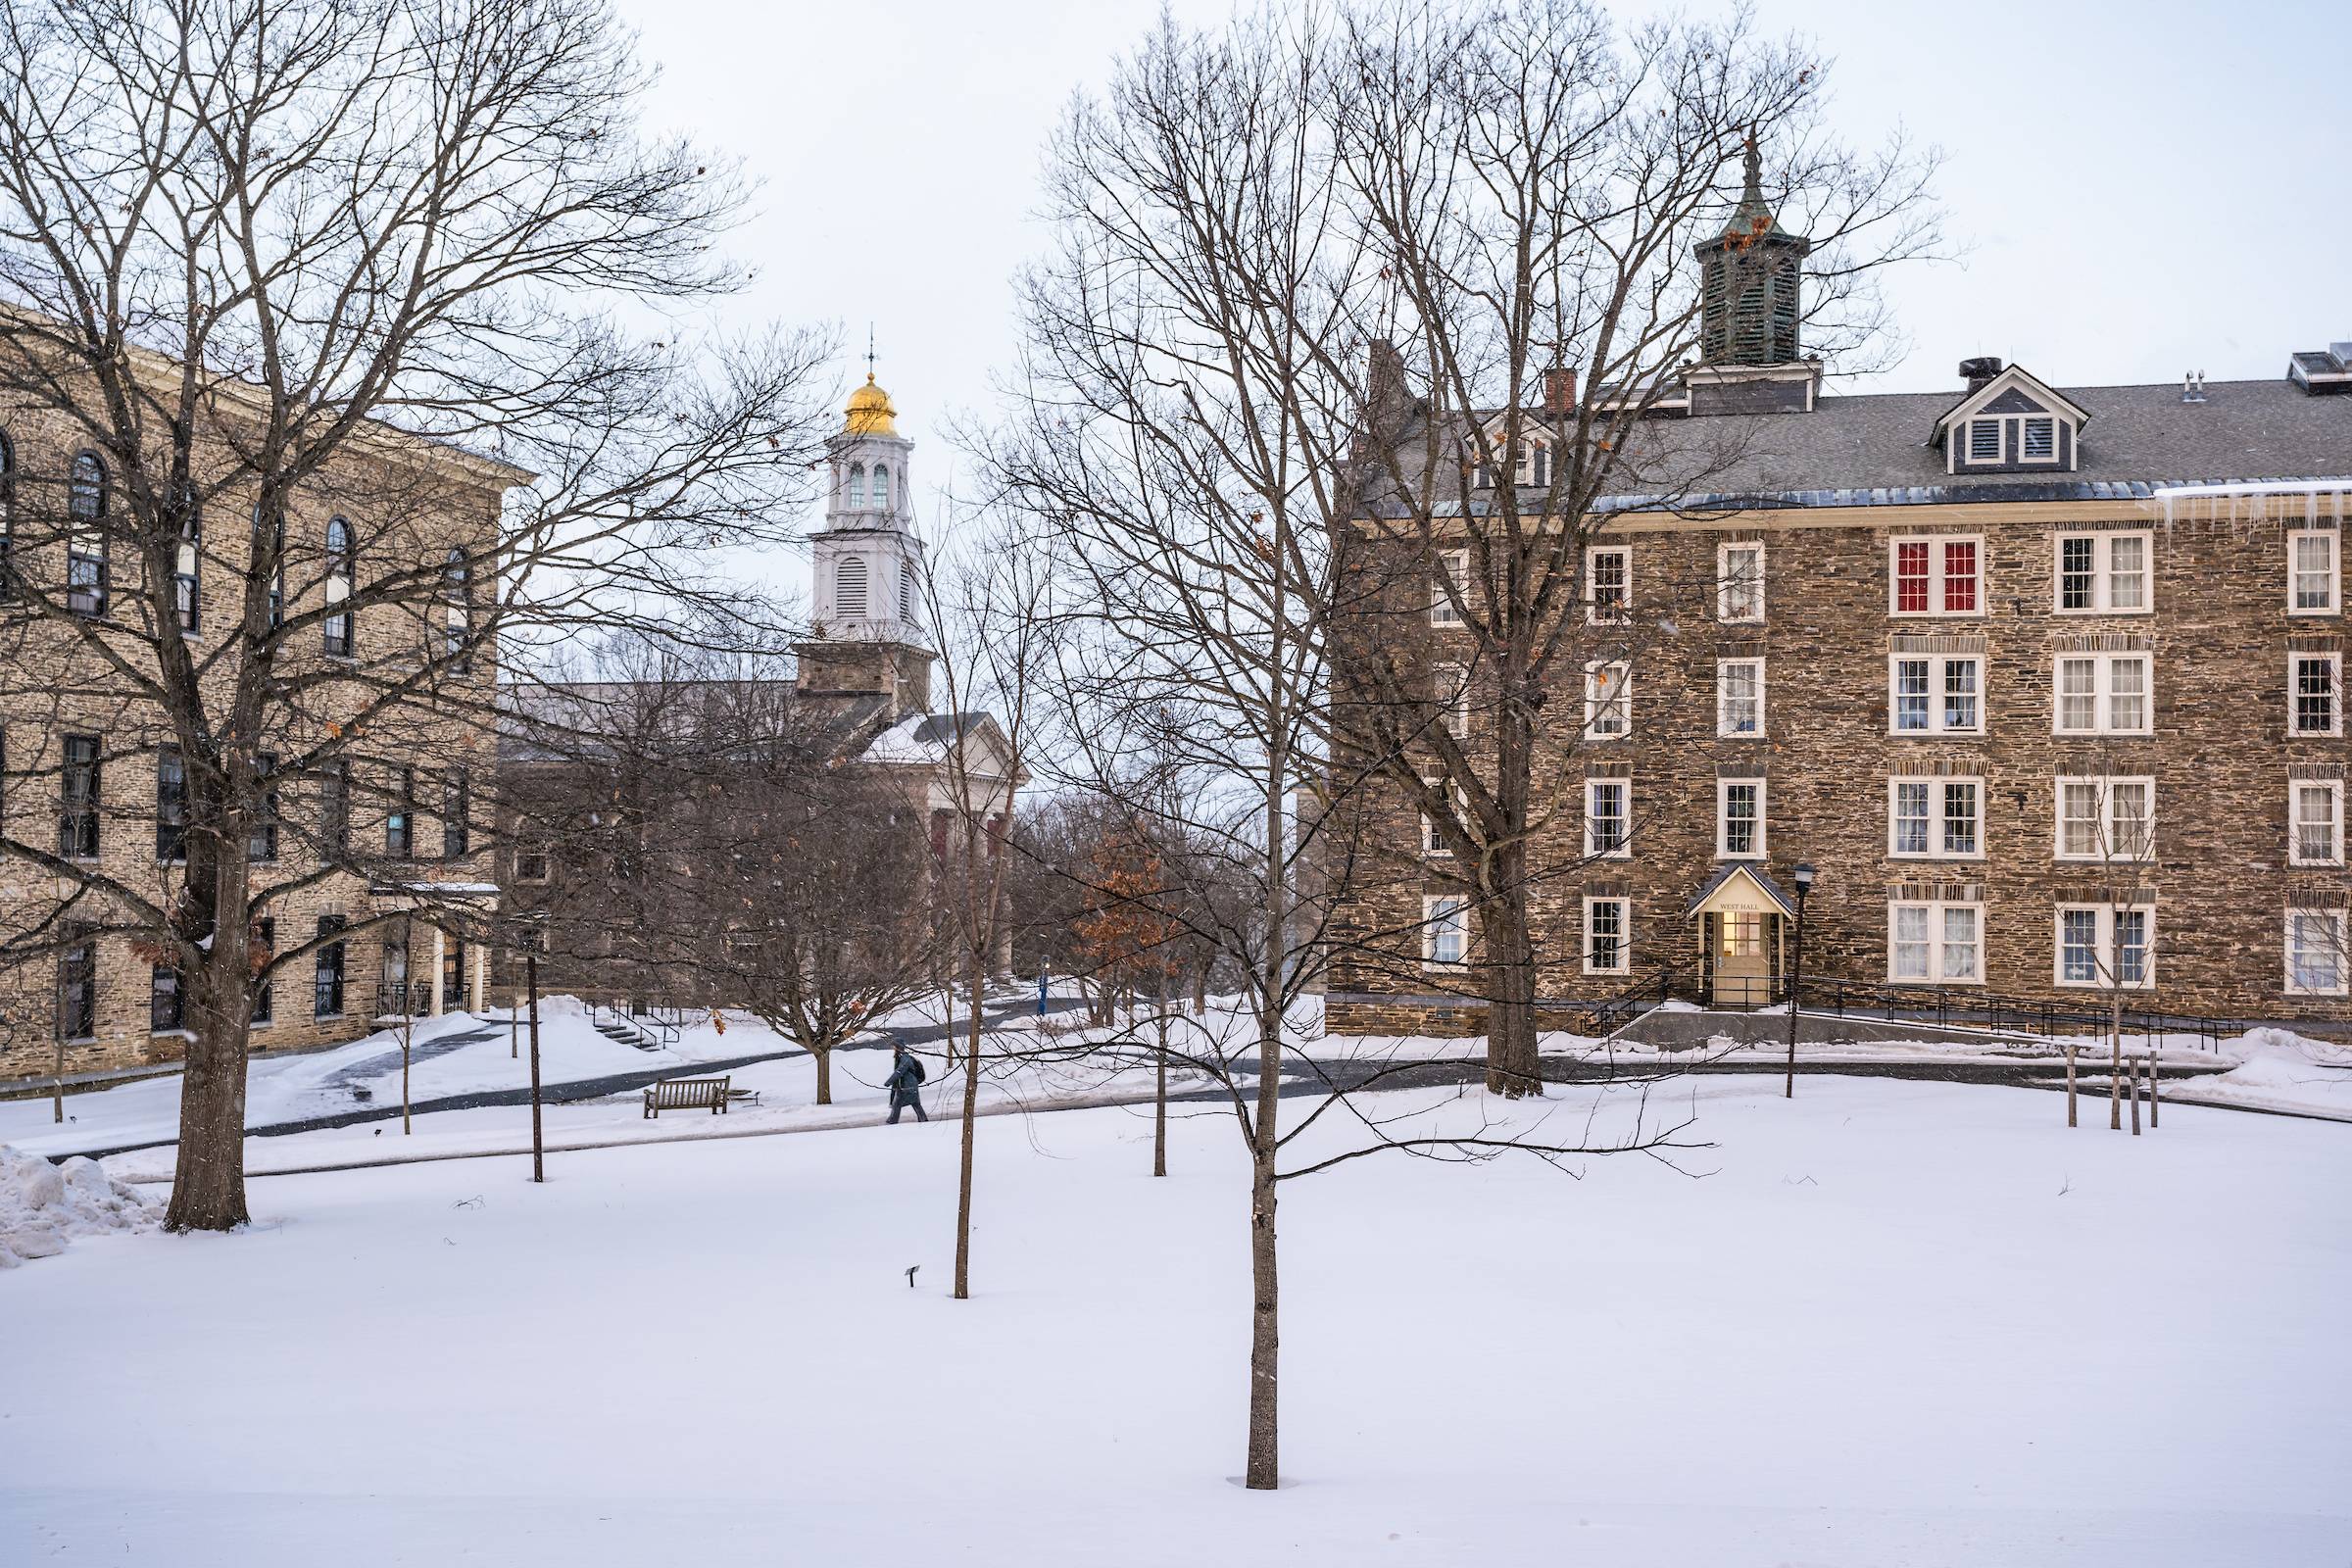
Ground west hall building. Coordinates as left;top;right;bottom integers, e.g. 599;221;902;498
1324;175;2352;1035
0;357;528;1084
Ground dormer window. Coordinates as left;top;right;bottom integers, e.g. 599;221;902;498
1933;364;2087;476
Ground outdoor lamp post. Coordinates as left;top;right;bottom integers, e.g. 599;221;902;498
1786;860;1817;1100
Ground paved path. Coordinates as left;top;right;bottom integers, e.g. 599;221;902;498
53;998;1080;1162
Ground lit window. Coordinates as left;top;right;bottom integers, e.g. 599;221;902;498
2053;654;2152;735
1889;537;1979;616
2287;909;2348;996
2291;654;2340;737
2055;532;2150;613
1717;778;1764;859
1584;898;1630;975
1584;661;1630;740
1889;901;1980;983
2053;777;2156;862
2289;530;2339;614
2054;905;2155;990
1716;658;1763;737
1717;542;1764;623
2290;780;2343;867
1889;656;1981;734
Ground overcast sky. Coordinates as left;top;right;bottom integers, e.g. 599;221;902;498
610;0;2349;559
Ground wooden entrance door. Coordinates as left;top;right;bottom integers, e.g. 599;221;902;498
1713;911;1774;1006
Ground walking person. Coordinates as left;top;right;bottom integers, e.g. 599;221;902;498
886;1045;929;1124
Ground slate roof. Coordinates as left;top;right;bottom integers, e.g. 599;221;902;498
1370;375;2352;516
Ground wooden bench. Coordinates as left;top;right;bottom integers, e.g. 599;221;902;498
643;1075;731;1117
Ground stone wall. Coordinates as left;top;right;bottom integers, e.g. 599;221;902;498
1325;498;2352;1033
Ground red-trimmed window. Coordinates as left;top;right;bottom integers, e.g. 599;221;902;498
1895;541;1930;613
1942;540;1978;612
1891;536;1983;616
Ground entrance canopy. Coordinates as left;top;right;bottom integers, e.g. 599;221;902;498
1684;862;1796;921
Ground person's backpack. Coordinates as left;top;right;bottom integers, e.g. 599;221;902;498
906;1054;927;1086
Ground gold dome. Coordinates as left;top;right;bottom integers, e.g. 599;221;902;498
845;373;899;437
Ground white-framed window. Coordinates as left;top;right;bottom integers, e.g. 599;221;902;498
1888;655;1982;734
1420;779;1468;858
1584;661;1630;740
2055;904;2155;990
1966;419;2001;463
1584;777;1630;859
2285;908;2348;996
1432;661;1469;737
2288;530;2339;615
2052;653;2152;735
1887;776;1983;859
2053;776;2156;862
1430;549;1468;626
1511;439;1550;489
1717;541;1764;623
1887;901;1982;984
2291;653;2340;736
1423;895;1467;967
1584;897;1630;976
2020;416;2056;462
1890;536;1982;615
2054;531;2150;613
2290;779;2344;867
1716;778;1765;860
1716;658;1764;738
1586;545;1630;623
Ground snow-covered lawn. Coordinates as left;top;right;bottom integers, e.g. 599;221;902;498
3;1073;2345;1566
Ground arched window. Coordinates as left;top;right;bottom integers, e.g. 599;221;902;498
835;556;867;619
871;465;891;510
323;516;355;657
441;547;471;673
67;452;106;615
847;464;865;509
173;492;201;635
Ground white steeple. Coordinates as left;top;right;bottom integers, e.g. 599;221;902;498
811;370;926;648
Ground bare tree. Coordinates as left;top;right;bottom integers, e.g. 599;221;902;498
0;0;833;1230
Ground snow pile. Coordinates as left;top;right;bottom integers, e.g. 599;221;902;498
2176;1028;2352;1118
0;1145;160;1268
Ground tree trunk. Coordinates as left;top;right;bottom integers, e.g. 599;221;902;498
2109;989;2123;1131
165;1015;253;1231
164;876;254;1233
51;1033;64;1124
953;948;983;1300
813;1044;832;1105
1153;980;1169;1179
1477;887;1542;1099
1245;1031;1282;1490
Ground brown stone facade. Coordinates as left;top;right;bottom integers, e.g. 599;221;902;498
0;396;512;1081
1326;497;2352;1035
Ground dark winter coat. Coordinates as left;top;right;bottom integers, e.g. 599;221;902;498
887;1054;926;1100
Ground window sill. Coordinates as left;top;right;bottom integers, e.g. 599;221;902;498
2053;980;2153;993
148;1029;195;1042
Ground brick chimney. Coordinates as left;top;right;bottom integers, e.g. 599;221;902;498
1544;365;1580;416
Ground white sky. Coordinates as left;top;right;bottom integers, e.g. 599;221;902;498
612;0;2352;575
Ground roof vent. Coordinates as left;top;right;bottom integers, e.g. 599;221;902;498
2288;343;2352;395
2181;370;2207;404
1958;357;2004;392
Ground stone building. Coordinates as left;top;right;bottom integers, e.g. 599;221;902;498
1324;168;2352;1035
495;374;1022;1005
0;364;528;1083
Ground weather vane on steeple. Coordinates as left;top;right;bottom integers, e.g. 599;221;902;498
865;323;877;381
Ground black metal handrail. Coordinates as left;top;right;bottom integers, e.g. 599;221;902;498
1621;968;2226;1052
